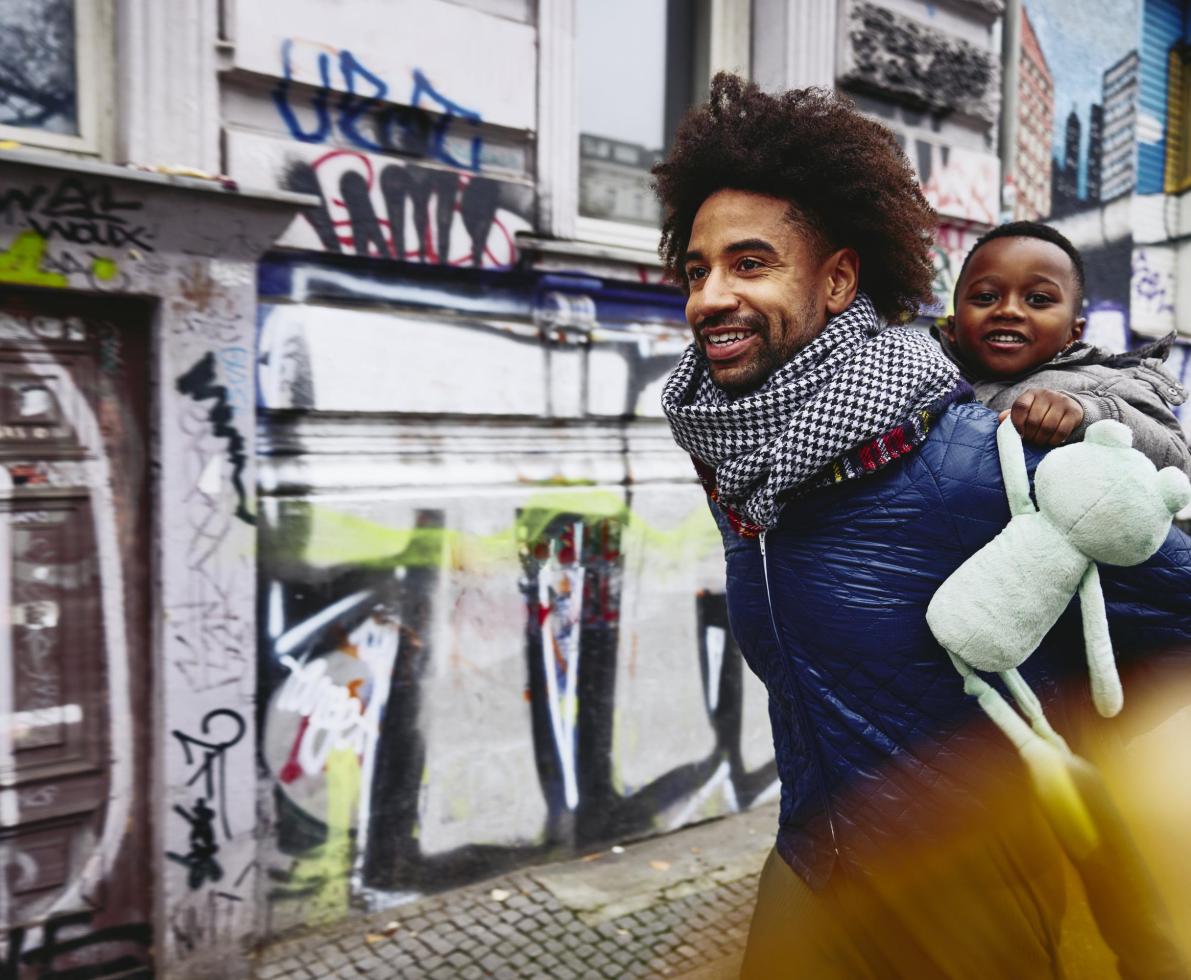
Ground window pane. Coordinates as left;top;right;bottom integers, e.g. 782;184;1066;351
0;0;79;136
577;0;703;228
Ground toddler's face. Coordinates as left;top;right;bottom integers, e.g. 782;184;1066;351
945;237;1085;378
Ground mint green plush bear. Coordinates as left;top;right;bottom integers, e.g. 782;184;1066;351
927;418;1191;973
928;421;1191;857
927;418;1191;855
930;417;1191;717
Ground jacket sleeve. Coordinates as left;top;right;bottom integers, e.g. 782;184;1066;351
1097;526;1191;655
1068;371;1191;478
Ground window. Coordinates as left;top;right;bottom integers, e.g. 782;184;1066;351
533;0;748;254
0;0;101;153
576;0;710;234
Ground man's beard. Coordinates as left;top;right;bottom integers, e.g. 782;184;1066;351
704;296;821;397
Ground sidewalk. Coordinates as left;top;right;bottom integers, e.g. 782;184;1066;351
251;803;776;979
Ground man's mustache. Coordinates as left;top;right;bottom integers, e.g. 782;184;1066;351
698;311;768;334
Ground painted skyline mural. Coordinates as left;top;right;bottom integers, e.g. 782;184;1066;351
1020;0;1141;217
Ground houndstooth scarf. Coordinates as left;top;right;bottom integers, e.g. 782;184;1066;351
662;293;964;529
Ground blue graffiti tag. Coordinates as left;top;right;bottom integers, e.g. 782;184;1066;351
272;41;483;172
272;40;334;144
338;50;389;151
408;69;483;172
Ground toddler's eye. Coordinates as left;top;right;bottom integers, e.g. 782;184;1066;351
1027;293;1055;306
970;291;997;303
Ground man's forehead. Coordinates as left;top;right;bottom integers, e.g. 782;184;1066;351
688;190;800;242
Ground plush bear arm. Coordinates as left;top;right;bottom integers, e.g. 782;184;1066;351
996;418;1035;517
1079;563;1123;718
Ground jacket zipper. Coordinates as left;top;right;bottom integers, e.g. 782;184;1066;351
759;530;842;861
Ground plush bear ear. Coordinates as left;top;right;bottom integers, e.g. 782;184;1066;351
1158;467;1191;515
1085;419;1133;448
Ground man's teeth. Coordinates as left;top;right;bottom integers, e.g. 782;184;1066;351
708;331;748;345
987;333;1026;344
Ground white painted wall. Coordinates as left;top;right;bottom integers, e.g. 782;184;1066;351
232;0;537;131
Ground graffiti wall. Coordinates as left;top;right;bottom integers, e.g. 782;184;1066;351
223;5;537;270
0;159;300;978
926;221;983;319
229;133;533;270
253;264;778;932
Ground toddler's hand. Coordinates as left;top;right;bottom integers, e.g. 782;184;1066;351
997;390;1084;446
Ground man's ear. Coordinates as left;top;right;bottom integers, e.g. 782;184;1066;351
1071;316;1087;341
824;247;860;315
942;314;957;341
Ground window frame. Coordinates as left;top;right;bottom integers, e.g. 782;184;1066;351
0;0;104;155
538;0;750;256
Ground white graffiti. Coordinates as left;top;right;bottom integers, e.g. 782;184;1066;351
538;530;584;811
275;614;400;779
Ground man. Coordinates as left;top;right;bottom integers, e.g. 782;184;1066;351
656;75;1191;978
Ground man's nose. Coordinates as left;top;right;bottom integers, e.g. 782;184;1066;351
691;269;739;320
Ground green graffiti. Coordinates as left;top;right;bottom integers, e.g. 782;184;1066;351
0;231;67;287
285;746;360;923
91;256;119;281
267;488;721;571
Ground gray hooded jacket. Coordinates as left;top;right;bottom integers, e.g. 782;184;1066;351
936;332;1191;477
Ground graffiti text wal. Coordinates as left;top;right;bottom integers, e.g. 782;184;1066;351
0;178;155;251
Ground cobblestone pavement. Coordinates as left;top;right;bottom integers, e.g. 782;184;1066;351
252;804;776;979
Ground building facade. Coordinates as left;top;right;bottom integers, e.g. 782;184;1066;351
1015;5;1055;220
1;1;1187;978
1008;0;1191;385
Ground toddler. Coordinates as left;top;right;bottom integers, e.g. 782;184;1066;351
939;221;1191;476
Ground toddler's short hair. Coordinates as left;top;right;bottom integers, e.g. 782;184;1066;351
954;221;1085;310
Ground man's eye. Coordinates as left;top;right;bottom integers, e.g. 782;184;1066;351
687;266;708;281
738;258;762;272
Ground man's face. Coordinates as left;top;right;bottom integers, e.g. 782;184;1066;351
683;189;831;396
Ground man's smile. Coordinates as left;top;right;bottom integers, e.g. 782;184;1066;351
702;326;760;361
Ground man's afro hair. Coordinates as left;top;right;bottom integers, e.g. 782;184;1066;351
652;73;938;324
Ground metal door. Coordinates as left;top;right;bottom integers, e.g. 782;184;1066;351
0;293;152;979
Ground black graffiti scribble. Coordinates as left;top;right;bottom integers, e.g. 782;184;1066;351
176;352;255;525
167;797;223;890
0;178;154;251
2;910;152;980
281;159;532;267
172;707;247;839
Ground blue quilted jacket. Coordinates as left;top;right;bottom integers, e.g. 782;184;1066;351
713;400;1191;888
